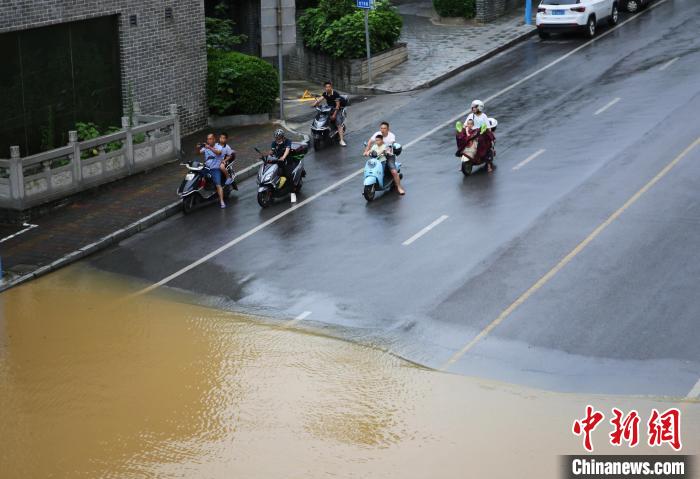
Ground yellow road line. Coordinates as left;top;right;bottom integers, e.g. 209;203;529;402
441;135;700;371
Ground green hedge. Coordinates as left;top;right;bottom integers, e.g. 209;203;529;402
207;51;279;115
433;0;475;18
298;0;403;59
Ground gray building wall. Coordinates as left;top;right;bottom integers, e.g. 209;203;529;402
0;0;208;135
476;0;519;22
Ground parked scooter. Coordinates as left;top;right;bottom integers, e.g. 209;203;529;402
362;143;403;202
310;97;348;150
177;155;237;214
455;118;497;176
255;142;309;208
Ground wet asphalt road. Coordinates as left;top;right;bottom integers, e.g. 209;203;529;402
89;0;700;397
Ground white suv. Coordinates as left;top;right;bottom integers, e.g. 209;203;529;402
536;0;619;39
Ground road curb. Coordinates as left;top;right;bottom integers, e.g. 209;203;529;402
354;27;537;95
0;165;262;294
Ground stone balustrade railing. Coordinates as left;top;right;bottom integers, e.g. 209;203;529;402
0;104;181;211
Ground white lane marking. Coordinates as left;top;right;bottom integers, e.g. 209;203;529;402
130;1;668;296
402;215;449;246
659;56;680;71
594;97;621;116
236;161;262;177
512;149;546;171
239;273;255;284
0;223;38;244
283;310;312;328
686;378;700;400
130;168;365;297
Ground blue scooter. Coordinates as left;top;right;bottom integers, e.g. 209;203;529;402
362;142;403;202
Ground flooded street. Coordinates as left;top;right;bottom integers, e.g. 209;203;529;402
1;267;698;479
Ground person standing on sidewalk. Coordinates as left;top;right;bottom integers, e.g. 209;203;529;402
313;81;347;147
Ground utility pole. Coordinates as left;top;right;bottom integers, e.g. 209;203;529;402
277;0;285;121
364;7;372;83
357;0;373;84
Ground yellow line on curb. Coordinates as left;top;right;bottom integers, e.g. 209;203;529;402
441;135;700;371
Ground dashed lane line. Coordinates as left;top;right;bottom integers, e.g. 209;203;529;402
594;97;621;116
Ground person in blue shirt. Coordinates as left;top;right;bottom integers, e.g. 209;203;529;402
196;133;226;208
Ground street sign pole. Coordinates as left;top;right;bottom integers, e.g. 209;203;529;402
357;0;372;84
277;0;285;121
525;0;532;25
364;8;371;83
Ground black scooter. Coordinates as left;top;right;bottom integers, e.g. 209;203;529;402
310;99;348;150
255;142;308;208
177;156;237;213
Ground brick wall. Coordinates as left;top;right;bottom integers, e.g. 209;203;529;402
0;0;208;135
476;0;519;22
286;32;408;92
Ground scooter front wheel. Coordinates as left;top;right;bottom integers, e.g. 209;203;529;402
182;194;198;214
461;162;473;177
257;190;273;208
363;184;376;202
294;178;303;194
313;138;322;150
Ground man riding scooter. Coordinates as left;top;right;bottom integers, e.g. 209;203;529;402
269;129;296;201
312;81;347;147
196;133;227;208
363;121;404;195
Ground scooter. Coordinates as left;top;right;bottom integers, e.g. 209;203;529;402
455;118;497;176
177;156;237;213
255;142;308;208
310;99;348;150
362;143;403;202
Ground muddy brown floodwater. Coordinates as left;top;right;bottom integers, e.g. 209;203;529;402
0;266;698;478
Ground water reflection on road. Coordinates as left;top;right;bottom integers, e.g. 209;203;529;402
0;267;697;478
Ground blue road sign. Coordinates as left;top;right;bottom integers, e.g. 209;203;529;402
357;0;372;9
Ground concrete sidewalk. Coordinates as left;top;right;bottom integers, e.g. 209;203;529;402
0;123;304;290
360;0;536;93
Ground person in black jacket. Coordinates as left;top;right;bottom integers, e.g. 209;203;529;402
313;81;347;147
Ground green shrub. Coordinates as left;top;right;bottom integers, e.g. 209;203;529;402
76;121;102;159
207;51;279;115
104;126;124;152
433;0;475;18
299;0;403;59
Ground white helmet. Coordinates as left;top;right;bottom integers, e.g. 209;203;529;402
487;117;498;129
471;99;485;112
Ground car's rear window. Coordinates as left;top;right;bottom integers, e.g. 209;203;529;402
541;0;579;4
